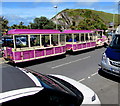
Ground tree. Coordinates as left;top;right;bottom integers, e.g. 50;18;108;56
30;16;56;29
0;16;9;29
0;16;9;35
10;22;28;29
10;24;18;29
19;21;24;26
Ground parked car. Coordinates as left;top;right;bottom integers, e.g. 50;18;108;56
99;26;120;77
0;64;100;106
115;25;120;34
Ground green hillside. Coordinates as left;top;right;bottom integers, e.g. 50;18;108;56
52;9;119;30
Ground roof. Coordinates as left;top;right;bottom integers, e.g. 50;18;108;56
63;30;94;34
7;29;62;35
1;64;36;92
7;29;95;35
93;29;104;31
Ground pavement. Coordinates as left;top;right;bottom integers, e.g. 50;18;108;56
0;57;8;64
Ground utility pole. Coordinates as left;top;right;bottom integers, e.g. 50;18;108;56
54;5;58;30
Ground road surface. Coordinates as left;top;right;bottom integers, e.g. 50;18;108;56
6;47;120;105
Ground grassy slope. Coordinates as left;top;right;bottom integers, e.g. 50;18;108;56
59;9;119;26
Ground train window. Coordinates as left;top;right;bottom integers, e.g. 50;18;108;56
15;35;28;48
74;34;79;42
97;31;102;38
30;35;40;47
41;35;50;47
51;34;58;46
2;37;14;48
60;34;65;45
66;34;72;42
81;33;84;42
89;33;93;41
85;33;89;41
93;33;96;41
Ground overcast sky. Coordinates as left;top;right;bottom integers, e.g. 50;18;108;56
1;0;119;26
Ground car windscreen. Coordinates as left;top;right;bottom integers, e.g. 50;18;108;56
109;34;120;49
48;75;84;105
28;70;77;97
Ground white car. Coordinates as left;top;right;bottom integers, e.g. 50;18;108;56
0;64;101;106
115;25;120;34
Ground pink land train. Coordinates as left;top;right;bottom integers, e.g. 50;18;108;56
2;29;106;63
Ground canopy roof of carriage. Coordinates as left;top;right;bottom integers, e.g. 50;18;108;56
7;29;62;35
7;29;95;35
63;30;94;34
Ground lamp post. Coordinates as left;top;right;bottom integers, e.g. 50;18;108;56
112;13;115;30
54;5;58;30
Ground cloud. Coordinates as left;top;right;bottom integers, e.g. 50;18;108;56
2;2;57;25
0;2;2;15
2;3;55;17
2;1;119;26
3;14;34;26
2;0;119;2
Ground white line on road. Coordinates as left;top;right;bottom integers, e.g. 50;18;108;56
91;72;98;76
51;56;91;69
88;76;91;79
78;72;98;82
78;78;86;82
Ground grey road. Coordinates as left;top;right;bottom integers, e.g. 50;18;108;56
12;47;120;105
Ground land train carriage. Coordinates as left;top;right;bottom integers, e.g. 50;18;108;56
94;29;107;47
2;29;66;63
64;30;96;52
2;29;106;63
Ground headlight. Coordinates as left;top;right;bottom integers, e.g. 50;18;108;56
102;53;107;64
92;94;96;102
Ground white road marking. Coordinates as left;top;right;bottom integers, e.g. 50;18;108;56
78;78;85;82
91;72;98;76
51;56;91;69
78;72;98;82
88;76;91;79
